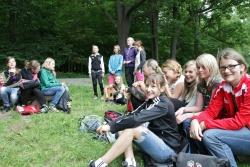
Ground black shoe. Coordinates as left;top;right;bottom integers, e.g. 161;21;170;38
122;161;136;167
1;106;10;112
89;160;95;167
40;105;49;113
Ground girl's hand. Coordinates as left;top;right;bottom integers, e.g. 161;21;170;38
97;124;110;134
176;114;185;124
190;119;203;141
200;121;206;131
175;107;185;116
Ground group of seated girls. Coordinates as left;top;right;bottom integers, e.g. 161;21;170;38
0;56;70;113
89;48;250;167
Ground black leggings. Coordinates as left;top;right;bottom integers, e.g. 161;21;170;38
91;71;104;96
125;66;135;87
20;88;46;106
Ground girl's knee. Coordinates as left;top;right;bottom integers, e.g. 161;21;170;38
133;126;148;139
0;87;7;94
203;129;220;143
10;94;19;103
122;126;146;139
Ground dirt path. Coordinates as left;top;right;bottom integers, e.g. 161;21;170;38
59;78;91;86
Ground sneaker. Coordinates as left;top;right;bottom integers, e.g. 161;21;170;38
1;106;10;112
40;105;49;113
49;105;59;112
93;96;98;100
122;161;136;167
89;160;107;167
89;160;95;167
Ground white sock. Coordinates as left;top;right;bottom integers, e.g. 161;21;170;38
125;158;136;166
95;158;108;167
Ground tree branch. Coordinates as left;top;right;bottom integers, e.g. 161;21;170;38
94;0;117;27
127;0;147;17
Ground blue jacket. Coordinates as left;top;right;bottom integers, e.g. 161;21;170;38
108;54;123;75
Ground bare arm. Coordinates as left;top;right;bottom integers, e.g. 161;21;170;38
171;82;184;99
183;92;203;113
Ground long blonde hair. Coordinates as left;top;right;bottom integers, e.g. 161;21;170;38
196;53;220;86
182;60;198;103
143;59;163;75
162;59;182;79
42;57;56;75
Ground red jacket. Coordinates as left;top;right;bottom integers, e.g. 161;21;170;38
194;74;250;130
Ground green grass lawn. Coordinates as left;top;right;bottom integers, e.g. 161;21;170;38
0;86;249;167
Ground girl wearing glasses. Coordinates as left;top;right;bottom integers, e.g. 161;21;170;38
190;48;250;167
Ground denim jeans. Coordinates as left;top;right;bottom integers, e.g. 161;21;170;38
0;87;19;107
134;129;176;163
42;86;65;106
203;127;250;167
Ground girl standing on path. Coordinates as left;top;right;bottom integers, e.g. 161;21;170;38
88;45;105;99
108;45;123;85
134;40;146;82
123;37;137;87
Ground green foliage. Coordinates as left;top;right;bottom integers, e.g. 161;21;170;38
0;0;249;71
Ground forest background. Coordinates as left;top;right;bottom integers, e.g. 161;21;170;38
0;0;249;74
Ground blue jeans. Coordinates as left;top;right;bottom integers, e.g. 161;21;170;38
203;128;250;167
0;87;19;107
42;86;65;106
134;129;176;163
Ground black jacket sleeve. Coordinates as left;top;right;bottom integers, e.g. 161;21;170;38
20;68;33;80
109;97;171;133
137;50;146;70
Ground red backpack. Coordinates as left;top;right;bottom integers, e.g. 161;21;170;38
16;105;40;115
104;110;123;123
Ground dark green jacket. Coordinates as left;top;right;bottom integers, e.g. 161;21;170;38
39;68;61;90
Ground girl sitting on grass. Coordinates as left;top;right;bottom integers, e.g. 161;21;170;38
190;48;250;167
39;57;65;112
162;59;184;99
0;57;22;112
89;73;185;167
175;60;199;124
129;59;163;110
19;60;48;113
175;54;221;127
104;75;127;105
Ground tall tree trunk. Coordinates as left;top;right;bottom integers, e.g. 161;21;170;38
150;0;159;60
117;2;131;52
116;0;146;52
8;0;17;43
194;14;200;56
170;2;180;59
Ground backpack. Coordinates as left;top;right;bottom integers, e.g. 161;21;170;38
16;105;40;115
173;152;230;167
57;90;71;113
79;115;102;133
79;115;116;143
104;110;123;123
